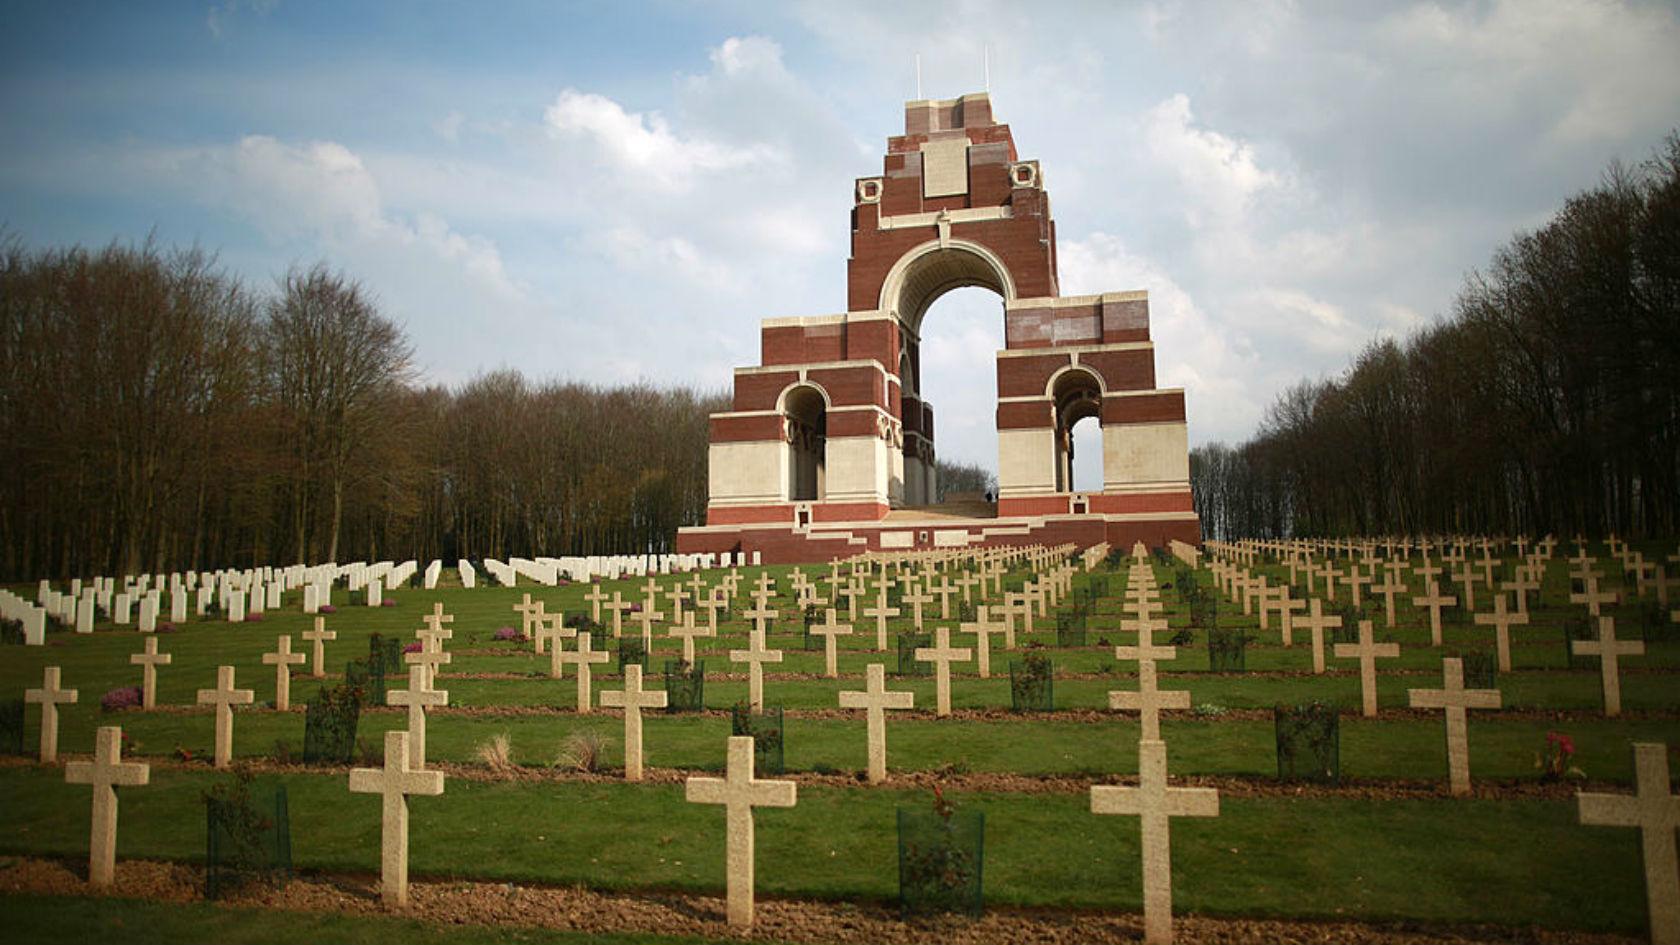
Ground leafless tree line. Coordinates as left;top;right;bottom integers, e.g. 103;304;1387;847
0;236;723;580
1192;133;1680;541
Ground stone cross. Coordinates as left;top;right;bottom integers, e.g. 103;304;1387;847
684;735;798;927
1576;742;1680;945
302;616;336;678
387;664;448;769
1294;598;1342;674
604;592;631;638
514;593;545;643
600;664;667;781
1372;570;1406;628
929;575;956;619
838;663;914;783
196;665;254;768
668;610;713;664
1407;657;1501;795
1113;618;1189;740
348;729;445;906
1343;566;1371;609
914;625;972;717
730;626;783;712
1572;615;1644;717
261;635;307;711
1412;579;1456;646
64;725;149;888
1090;738;1219;945
958;610;1006;678
421;602;453;636
404;639;452;691
559;631;610;712
632;602;664;651
584;584;610;624
862;587;899;651
130;637;172;709
901;585;933;630
25;666;78;763
1332;620;1400;717
666;582;689;624
806;608;853;678
742;599;776;638
1473;590;1528;672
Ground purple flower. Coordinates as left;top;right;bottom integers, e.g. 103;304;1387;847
402;641;423;654
100;686;142;712
492;626;526;642
156;622;178;634
246;611;265;622
381;598;397;607
318;605;338;614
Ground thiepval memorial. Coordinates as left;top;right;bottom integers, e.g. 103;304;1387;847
679;93;1201;563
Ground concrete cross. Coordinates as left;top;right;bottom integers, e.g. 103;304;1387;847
1371;569;1407;628
640;577;661;614
1333;620;1400;717
807;608;853;678
1112;618;1189;740
1278;592;1305;647
1411;579;1456;647
928;575;956;620
348;729;445;906
600;664;667;781
632;602;664;653
914;625;972;717
668;609;714;664
130;637;172;709
559;631;610;712
730;626;783;712
196;665;254;768
958;610;1006;678
25;666;78;763
1090;738;1219;945
1572;615;1644;717
1343;566;1371;610
387;664;448;769
666;583;689;624
1571;576;1619;619
901;585;933;630
837;577;862;620
64;725;149;888
582;584;610;625
698;589;727;635
605;592;632;638
1407;657;1501;795
954;571;980;604
1576;742;1680;945
421;602;454;636
1454;562;1481;612
742;599;777;638
684;735;798;928
514;593;545;643
838;663;914;784
262;634;307;711
302;616;336;678
404;638;452;691
1473;590;1529;672
1294;598;1342;674
861;589;900;652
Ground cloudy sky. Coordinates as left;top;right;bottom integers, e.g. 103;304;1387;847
3;1;1678;487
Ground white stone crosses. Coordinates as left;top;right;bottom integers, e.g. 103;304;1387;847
1577;742;1680;945
302;616;336;678
584;584;610;624
387;664;448;769
1407;657;1501;795
838;663;914;783
1572;615;1644;717
64;726;149;888
730;626;783;712
1090;739;1219;945
1294;598;1342;675
349;729;445;906
25;666;78;763
1473;590;1528;673
130;637;172;709
262;635;307;711
914;625;972;717
559;631;610;712
1113;618;1189;740
958;609;1006;678
806;608;853;678
1412;579;1457;647
600;664;667;781
196;665;255;768
1333;620;1399;718
405;638;452;691
668;610;712;664
863;580;900;651
684;735;798;927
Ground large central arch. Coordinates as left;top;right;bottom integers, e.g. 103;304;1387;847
877;239;1018;332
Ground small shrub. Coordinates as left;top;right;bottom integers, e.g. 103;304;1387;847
246;611;265;622
475;732;515;772
1535;731;1586;782
380;598;397;607
554;730;610;772
492;626;526;643
100;686;142;713
318;604;338;615
271;739;294;764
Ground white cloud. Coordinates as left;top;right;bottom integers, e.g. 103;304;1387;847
542;89;781;191
1143;93;1287;230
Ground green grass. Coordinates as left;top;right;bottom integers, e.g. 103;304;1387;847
0;765;1651;933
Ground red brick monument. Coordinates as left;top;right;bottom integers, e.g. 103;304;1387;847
677;93;1201;563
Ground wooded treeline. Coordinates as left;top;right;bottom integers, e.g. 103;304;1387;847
1193;134;1680;541
0;236;723;581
